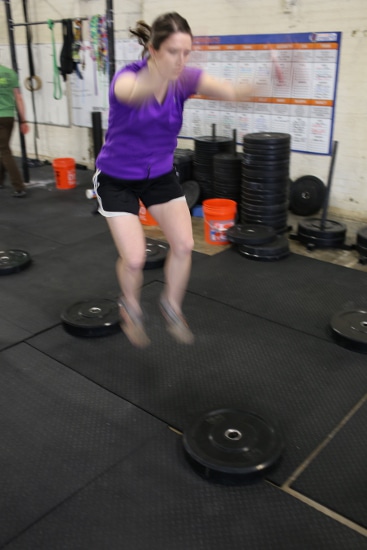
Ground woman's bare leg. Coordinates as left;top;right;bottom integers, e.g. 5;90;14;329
106;214;150;347
149;198;195;343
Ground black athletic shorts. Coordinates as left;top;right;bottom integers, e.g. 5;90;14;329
93;168;184;217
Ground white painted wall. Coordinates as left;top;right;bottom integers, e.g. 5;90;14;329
1;0;366;220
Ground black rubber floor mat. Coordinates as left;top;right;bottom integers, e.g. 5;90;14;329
0;343;166;548
27;281;367;486
0;180;99;233
0;224;65;257
291;400;367;529
187;247;367;342
4;429;366;550
0;231;120;335
0;317;32;351
0;234;197;338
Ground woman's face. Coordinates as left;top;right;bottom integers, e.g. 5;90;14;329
150;32;192;80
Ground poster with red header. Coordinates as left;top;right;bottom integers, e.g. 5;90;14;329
181;31;341;155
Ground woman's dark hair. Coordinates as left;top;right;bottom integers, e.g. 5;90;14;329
130;12;192;58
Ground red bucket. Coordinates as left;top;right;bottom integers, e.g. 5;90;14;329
52;158;76;189
203;199;237;245
138;200;158;226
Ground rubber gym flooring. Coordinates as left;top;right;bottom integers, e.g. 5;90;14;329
0;165;366;549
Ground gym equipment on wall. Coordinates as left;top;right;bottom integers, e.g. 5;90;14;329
4;0;115;178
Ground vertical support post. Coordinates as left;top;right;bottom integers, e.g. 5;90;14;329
91;111;103;162
4;0;30;182
106;0;115;83
320;140;338;231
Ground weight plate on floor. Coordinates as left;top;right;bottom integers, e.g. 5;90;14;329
61;298;121;337
182;180;201;209
0;249;32;275
238;234;290;261
356;225;367;247
297;218;347;239
144;240;169;270
297;231;346;249
356;242;367;255
183;408;284;478
226;224;277;245
289;176;326;216
330;309;367;353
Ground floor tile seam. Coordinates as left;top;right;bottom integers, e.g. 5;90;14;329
282;393;367;488
278;485;367;538
23;340;175;428
186;290;341;345
0;324;62;353
0;434;161;550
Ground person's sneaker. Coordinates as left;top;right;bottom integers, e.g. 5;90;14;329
159;296;195;345
118;297;150;348
12;190;27;198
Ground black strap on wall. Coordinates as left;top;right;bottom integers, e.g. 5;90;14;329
59;19;74;81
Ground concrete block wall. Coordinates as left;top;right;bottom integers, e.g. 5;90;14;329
1;0;366;220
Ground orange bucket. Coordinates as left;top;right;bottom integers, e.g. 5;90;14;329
203;198;237;245
139;200;158;226
52;158;76;189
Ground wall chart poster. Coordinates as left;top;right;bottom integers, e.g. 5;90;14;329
181;31;342;155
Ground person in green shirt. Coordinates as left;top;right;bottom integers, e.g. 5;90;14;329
0;64;29;197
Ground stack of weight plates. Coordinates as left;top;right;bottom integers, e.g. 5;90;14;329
213;152;242;202
226;223;290;262
296;218;347;249
240;132;291;233
193;136;233;201
174;148;194;184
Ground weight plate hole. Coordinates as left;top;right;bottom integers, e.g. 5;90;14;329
224;428;242;441
89;307;102;314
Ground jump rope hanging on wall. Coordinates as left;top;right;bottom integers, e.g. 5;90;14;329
89;15;109;98
47;20;62;100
